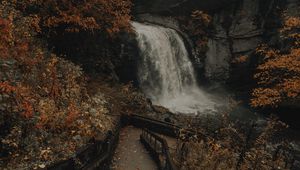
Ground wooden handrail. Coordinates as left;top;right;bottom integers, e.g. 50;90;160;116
129;114;208;140
131;114;181;128
140;129;178;170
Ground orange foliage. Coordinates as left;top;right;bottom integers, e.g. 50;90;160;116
178;10;211;59
16;0;132;35
21;101;34;118
185;10;211;45
65;102;79;126
0;2;113;167
282;16;300;32
251;16;300;107
0;18;12;59
1;0;86;136
232;55;249;64
0;82;16;94
36;113;48;129
47;57;61;99
177;115;291;170
191;10;211;27
251;88;281;107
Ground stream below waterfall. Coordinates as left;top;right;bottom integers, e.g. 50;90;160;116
132;21;218;114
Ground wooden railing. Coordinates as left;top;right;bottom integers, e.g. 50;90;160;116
47;120;122;170
47;114;300;170
128;114;207;139
140;128;178;170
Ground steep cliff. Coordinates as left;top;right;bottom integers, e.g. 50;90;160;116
131;0;300;128
133;0;299;87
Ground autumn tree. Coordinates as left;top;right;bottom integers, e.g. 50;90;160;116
176;115;292;170
15;0;132;35
9;0;133;84
251;16;300;108
1;2;113;168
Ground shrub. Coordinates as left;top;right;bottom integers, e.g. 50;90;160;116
15;0;132;35
0;2;112;168
251;15;300;108
175;115;293;170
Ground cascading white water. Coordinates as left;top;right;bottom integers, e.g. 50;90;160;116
132;22;216;114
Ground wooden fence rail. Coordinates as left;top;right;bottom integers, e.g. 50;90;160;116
140;128;178;170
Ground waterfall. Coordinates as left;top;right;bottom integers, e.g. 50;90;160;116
132;22;216;114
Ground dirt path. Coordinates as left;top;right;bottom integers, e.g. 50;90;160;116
110;126;158;170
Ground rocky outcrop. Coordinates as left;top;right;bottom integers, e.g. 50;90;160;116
205;0;266;82
132;0;270;83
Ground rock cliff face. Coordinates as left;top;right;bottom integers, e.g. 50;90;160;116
206;0;265;82
132;0;299;87
207;0;299;88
